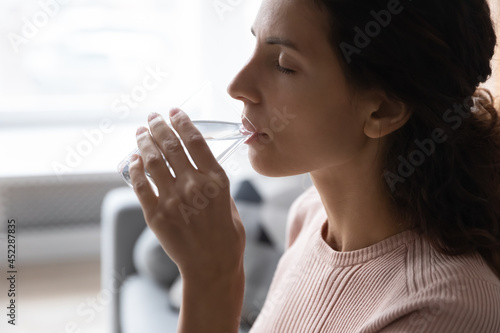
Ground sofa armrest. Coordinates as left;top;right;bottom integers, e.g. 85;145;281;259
101;186;147;333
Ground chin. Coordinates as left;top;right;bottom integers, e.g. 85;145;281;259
248;150;302;178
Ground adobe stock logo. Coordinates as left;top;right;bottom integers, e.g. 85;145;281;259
177;171;231;225
383;84;485;193
340;0;405;64
7;0;73;53
51;65;170;180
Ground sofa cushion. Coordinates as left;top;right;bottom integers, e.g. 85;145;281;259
167;275;183;310
121;274;249;333
120;274;179;333
133;226;179;288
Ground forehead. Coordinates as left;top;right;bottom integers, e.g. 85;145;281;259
253;0;331;57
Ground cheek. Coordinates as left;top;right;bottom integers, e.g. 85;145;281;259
245;118;365;177
325;123;368;165
282;107;365;163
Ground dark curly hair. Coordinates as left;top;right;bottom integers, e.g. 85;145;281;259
312;0;500;277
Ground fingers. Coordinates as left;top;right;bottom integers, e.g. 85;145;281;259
136;126;176;194
147;113;197;176
168;108;221;173
135;108;223;201
128;154;158;218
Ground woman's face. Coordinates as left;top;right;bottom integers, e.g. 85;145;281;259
227;0;373;177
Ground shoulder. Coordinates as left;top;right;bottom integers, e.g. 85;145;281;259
425;250;500;317
284;185;324;249
405;236;500;290
384;241;500;332
391;276;500;332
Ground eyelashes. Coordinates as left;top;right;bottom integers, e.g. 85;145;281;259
275;61;295;75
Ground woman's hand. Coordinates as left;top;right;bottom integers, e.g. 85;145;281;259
128;108;246;283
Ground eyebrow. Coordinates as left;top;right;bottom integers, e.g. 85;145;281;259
251;26;301;53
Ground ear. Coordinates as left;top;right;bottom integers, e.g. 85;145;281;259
363;97;412;139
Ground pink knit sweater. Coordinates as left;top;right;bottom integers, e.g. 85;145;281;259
249;186;500;332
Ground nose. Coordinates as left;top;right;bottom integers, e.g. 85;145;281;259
227;56;260;105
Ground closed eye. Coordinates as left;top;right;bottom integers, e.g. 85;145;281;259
275;61;295;75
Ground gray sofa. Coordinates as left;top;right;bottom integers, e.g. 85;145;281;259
100;173;313;333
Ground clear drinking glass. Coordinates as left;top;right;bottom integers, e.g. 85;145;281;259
117;81;255;192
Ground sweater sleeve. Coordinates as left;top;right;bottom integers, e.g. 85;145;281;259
377;277;500;333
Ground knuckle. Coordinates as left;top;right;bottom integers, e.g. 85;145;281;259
187;133;206;147
209;168;229;185
175;117;189;127
133;180;150;193
184;179;200;195
188;131;204;142
161;139;183;155
155;197;185;225
151;208;169;224
128;160;141;172
164;196;183;210
143;153;164;169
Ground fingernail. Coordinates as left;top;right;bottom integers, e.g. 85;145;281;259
148;112;163;126
148;112;160;122
136;127;148;137
169;108;181;118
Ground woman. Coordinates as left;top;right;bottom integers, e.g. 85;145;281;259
128;0;500;332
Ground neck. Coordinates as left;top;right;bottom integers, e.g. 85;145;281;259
310;142;406;252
